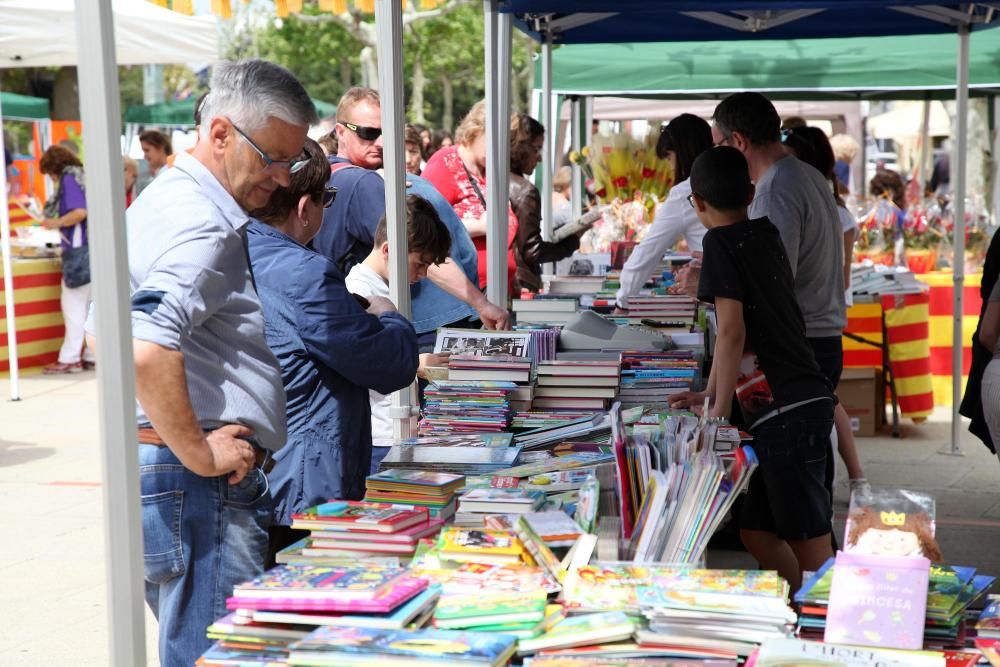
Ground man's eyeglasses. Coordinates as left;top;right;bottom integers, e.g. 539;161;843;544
687;193;700;209
713;135;730;148
341;121;383;142
229;119;310;174
320;186;337;209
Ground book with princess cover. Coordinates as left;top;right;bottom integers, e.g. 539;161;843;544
227;575;428;613
287;625;518;666
753;638;946;667
437;526;526;565
516;611;637;654
433;591;548;629
824;551;930;650
291;501;429;533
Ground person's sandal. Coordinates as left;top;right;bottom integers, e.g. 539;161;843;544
43;361;83;374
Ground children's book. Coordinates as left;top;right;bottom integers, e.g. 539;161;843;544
825;551;930;650
635;586;797;625
231;565;406;601
291;501;429;533
227;576;428;613
433;591;548;629
197;640;290;666
516;611;637;654
308;518;444;546
559;563;655;612
437;526;526;565
287;625;518;666
413;561;562;595
458;488;546;513
250;585;442;631
468;604;565;639
273;538;402;568
366;469;465;493
754;638;946;667
522;510;583;545
978;595;1000;636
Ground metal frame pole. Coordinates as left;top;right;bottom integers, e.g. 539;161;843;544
570;97;583;221
540;33;554;242
75;0;146;663
484;0;510;308
0;91;20;401
949;24;970;456
375;0;413;440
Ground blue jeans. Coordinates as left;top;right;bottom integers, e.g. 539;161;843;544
370;446;391;476
140;444;272;667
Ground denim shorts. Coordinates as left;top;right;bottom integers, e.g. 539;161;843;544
740;399;835;541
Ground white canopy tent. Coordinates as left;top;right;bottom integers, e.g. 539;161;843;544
0;0;217;402
0;0;216;661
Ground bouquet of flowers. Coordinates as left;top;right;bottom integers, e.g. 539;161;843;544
855;196;902;266
571;129;673;253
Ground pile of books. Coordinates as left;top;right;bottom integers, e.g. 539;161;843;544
796;558;996;649
851;262;927;297
621;294;698;324
448;354;532;383
379;443;523;477
454;487;545;527
533;360;621;411
512;296;578;325
513;413;612;450
617;350;699;410
545;275;607;296
977;594;1000;640
632;568;795;660
436;525;531;566
432;590;555;635
419;380;516;435
364;469;465;521
288;501;444;562
509;410;596;431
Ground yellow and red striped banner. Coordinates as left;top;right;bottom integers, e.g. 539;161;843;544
0;257;64;374
921;270;982;405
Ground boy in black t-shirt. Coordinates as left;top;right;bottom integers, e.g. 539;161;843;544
669;147;835;592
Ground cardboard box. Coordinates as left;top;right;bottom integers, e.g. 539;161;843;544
836;367;884;437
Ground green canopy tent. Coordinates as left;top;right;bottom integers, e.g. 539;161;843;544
124;96;337;126
538;30;1000;99
1;91;49;120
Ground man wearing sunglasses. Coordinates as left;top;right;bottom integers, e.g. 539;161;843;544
313;87;510;338
86;60;317;667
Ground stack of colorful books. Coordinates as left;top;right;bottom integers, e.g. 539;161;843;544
796;558;995;649
454;487;545;527
288;501;443;561
448;354;533;383
436;526;530;566
419;380;517;436
379;443;523;477
617;350;699;410
533;360;621;411
364;469;465;522
621;294;698;324
286;625;518;666
432;590;552;634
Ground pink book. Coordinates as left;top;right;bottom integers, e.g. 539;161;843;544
227;576;428;613
825;551;930;650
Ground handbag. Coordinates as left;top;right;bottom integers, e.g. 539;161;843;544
62;244;91;288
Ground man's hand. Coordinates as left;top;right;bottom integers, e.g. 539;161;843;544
668;390;710;412
366;296;398;317
675;260;702;298
417;351;450;380
41;217;60;229
203;424;257;484
477;301;511;330
613;307;629;316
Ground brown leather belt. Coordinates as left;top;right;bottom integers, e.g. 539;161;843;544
138;427;275;474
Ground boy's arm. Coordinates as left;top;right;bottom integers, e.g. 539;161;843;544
708;296;746;420
426;259;510;330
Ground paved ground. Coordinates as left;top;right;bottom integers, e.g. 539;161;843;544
1;373;998;665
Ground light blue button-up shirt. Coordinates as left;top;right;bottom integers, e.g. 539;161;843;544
119;151;288;450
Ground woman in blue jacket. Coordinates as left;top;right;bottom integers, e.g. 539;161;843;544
246;138;419;559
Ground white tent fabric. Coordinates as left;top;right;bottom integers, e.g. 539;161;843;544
0;0;217;67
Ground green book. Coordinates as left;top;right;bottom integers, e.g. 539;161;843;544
433;591;547;629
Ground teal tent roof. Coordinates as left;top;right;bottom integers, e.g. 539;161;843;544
540;29;1000;100
1;92;49;120
125;96;337;126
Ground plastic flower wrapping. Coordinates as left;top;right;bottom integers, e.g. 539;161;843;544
572;129;673;253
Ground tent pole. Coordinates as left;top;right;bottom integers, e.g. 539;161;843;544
541;33;554;243
920;98;931;189
376;0;413;440
484;0;509;309
571;97;583;221
75;0;147;663
0;89;20;401
949;24;970;456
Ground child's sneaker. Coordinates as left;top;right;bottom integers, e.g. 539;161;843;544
849;477;871;499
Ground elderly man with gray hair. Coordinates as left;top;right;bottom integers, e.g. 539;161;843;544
90;60;317;666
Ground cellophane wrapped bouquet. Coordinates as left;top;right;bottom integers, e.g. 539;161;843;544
573;129;673;253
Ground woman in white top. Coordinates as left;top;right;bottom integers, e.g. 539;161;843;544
615;114;713;308
977;280;1000;464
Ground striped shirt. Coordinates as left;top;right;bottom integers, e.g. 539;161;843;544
123;151;287;450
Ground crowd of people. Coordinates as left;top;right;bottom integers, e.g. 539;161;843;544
25;55;997;667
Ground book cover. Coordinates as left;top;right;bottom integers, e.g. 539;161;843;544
291;501;429;533
522;510;583;543
288;625;518;665
438;526;525;559
433;591;547;628
367;469;465;491
516;611;636;654
460;488;546;505
232;565;405;601
227;575;428;613
754;638;946;667
825;551;930;650
250;585;441;631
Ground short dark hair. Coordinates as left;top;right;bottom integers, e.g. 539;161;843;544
656;113;713;183
870;169;906;210
712;92;781;147
373;195;451;265
250;138;330;224
404;124;422;148
784;126;843;206
39;145;82;176
510;113;545;175
139;129;173;156
690;146;754;212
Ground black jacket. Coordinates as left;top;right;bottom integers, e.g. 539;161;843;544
509;172;580;292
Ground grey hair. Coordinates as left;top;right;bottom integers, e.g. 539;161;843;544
199;59;318;139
